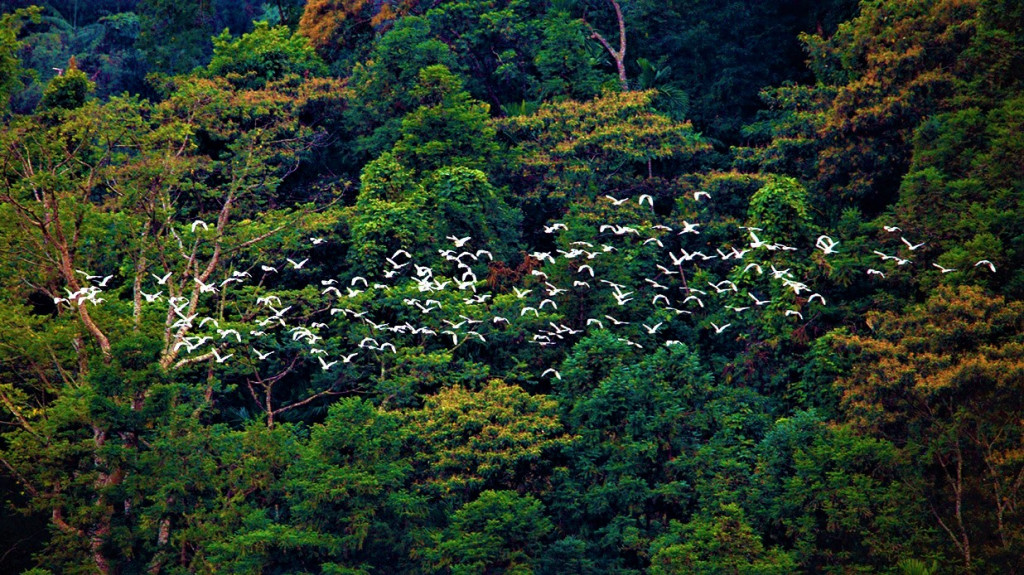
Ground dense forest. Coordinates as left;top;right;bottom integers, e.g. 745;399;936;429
0;0;1022;573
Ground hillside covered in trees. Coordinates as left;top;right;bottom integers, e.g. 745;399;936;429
1;1;1022;573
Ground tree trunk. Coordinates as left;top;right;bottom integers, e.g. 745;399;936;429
586;0;629;91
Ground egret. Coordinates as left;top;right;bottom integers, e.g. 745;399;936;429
975;260;996;272
645;278;668;290
710;322;730;334
748;293;770;306
194;278;218;293
815;235;839;254
545;282;567;296
682;295;704;308
901;237;926;251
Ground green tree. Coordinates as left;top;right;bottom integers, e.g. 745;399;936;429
740;0;988;216
499;89;708;230
0;6;40;114
833;285;1024;571
0;70;338;571
751;410;929;571
649;503;797;575
39;56;94;110
401;380;570;502
549;339;715;570
344;16;457;160
428;490;554;574
207;21;326;90
391;65;500;174
137;0;219;74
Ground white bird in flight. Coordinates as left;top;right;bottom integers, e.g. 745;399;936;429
901;237;926;251
678;221;700;235
815;235;839;254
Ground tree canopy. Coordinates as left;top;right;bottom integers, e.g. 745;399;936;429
1;1;1022;573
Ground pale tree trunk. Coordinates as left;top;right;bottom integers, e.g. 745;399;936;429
585;0;629;91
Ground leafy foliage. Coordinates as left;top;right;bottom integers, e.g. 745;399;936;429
2;2;1023;574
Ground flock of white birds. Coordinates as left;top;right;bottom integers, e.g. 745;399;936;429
61;193;997;382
